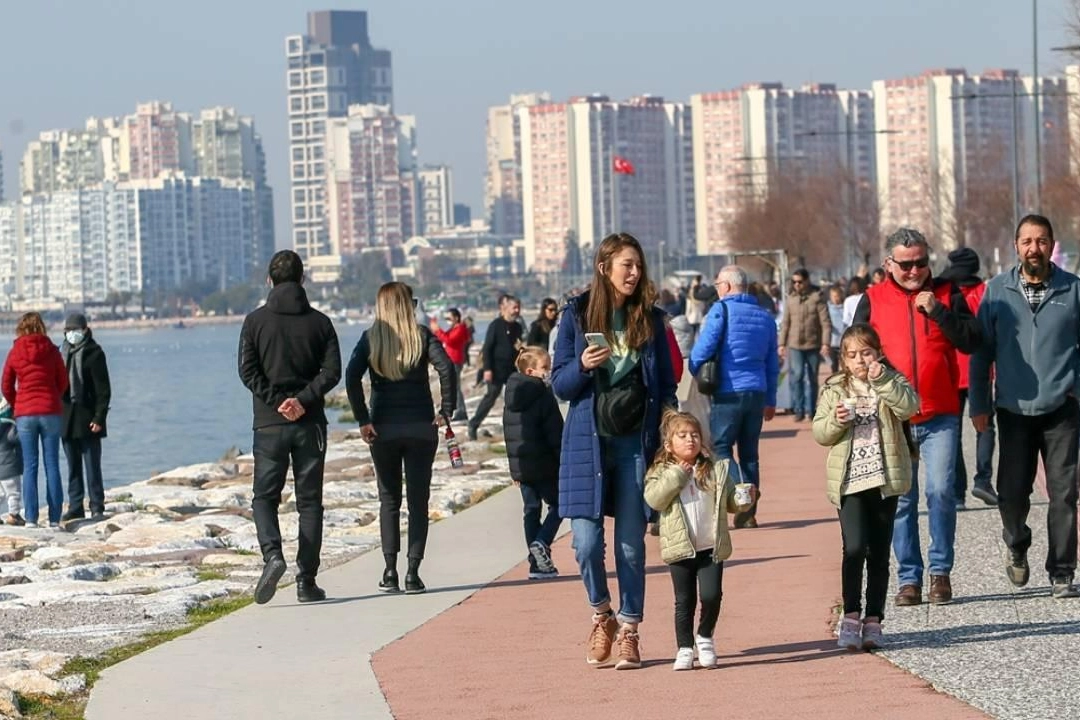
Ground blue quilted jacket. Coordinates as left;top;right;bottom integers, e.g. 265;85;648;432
551;292;679;520
689;294;780;407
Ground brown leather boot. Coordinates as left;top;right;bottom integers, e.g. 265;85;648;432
928;575;952;604
894;584;922;606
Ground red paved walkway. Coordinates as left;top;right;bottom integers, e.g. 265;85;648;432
373;416;987;719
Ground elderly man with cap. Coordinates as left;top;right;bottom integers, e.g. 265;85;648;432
939;247;997;510
60;313;112;522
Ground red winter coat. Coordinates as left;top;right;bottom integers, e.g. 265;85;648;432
1;334;69;417
433;322;469;366
955;282;985;390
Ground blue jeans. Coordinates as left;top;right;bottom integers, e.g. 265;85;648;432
571;434;647;624
16;415;64;524
954;389;995;500
709;391;766;488
787;349;820;417
893;414;959;587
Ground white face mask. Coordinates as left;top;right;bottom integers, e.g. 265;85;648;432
65;330;85;345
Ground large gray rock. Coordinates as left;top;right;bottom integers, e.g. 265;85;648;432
0;686;20;718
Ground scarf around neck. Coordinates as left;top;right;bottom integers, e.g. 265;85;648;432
63;338;88;405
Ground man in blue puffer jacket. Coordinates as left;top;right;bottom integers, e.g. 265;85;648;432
690;266;779;528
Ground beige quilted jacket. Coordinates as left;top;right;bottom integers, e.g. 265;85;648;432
812;368;919;508
644;459;742;564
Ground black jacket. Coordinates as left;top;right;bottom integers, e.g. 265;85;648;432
502;372;563;485
526;320;552;350
238;282;342;430
62;335;111;440
346;325;456;427
482;317;523;384
0;422;21;479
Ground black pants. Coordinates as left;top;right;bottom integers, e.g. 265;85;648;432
996;398;1079;579
371;434;438;560
252;423;327;581
520;477;561;569
63;436;105;514
955;389;996;500
470;381;504;429
669;550;724;648
828;346;841;374
838;489;898;620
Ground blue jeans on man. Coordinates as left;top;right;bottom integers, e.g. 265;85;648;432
709;391;765;488
16;414;64;525
787;348;820;419
893;414;959;589
571;434;647;624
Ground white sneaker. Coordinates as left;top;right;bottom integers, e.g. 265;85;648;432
25;522;39;528
695;635;717;668
837;617;862;650
672;647;695;671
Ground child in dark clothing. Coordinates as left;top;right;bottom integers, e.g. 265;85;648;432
0;395;25;526
502;347;564;579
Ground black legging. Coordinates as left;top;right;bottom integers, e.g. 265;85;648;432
669;550;724;648
838;489;899;620
371;435;438;560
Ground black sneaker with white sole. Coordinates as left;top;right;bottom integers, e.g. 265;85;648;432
254;555;287;604
1006;550;1029;587
1052;575;1080;599
528;568;559;580
529;541;556;573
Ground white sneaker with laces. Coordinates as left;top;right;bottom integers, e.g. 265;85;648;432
694;635;717;668
837;617;862;650
672;647;695;671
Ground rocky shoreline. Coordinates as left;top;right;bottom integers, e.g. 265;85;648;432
0;424;511;715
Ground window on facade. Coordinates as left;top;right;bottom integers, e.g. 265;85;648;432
292;163;306;179
288;71;303;88
308;52;324;66
292;147;305;162
309;69;326;86
290;97;303;113
310;94;327;111
310;120;325;136
294;206;307;220
287;37;301;54
290;122;304;138
293;188;306;203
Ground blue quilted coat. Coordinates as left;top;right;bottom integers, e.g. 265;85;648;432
551;292;678;520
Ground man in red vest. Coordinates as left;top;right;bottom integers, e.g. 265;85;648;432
853;228;981;607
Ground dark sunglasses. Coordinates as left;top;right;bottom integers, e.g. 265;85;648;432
890;257;930;272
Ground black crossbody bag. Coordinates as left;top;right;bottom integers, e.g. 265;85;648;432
695;301;728;395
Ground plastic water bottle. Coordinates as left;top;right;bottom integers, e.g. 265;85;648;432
445;423;464;469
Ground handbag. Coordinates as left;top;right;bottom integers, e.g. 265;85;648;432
695;300;728;396
595;364;646;437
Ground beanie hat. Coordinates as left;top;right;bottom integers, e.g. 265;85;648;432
939;247;980;282
64;313;88;330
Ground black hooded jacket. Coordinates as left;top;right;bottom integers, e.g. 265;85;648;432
238;282;342;430
502;372;563;485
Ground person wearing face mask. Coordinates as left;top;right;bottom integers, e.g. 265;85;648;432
59;314;112;522
970;214;1080;599
852;228;982;607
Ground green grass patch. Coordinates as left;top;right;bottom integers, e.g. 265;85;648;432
17;594;253;719
194;568;227;582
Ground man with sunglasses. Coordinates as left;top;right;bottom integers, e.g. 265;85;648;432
778;269;831;422
853;228;981;607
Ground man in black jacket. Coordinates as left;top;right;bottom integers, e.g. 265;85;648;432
468;295;523;440
239;250;341;605
60;313;111;522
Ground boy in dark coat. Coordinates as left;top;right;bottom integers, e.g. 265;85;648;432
503;347;563;579
0;395;24;525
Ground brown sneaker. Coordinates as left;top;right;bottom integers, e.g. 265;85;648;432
3;514;24;527
928;575;952;604
614;626;642;670
586;612;618;666
894;584;922;606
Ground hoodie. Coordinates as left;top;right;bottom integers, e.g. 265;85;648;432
1;334;69;417
502;372;563;486
238;282;342;430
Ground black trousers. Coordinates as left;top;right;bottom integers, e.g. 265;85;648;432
63;436;105;513
470;381;505;429
371;435;438;560
252;423;327;581
669;550;724;648
996;398;1079;579
520;476;561;568
955;389;996;500
838;489;898;620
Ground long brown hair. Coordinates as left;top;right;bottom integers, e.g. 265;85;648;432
585;233;654;349
369;282;424;381
651;409;713;490
16;312;47;337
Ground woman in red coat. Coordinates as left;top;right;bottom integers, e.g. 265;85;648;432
1;312;68;527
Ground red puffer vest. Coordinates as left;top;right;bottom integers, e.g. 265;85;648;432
865;278;959;424
954;283;985;390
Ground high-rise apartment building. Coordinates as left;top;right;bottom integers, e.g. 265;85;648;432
485;92;550;236
0;201;15;301
418;165;454;234
20;118;126;194
0;144;4;202
125;101;193;180
324;104;417;255
519;94;694;274
286;10;393;259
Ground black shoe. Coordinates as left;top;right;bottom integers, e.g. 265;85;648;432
296;578;327;603
378;568;401;593
793;413;806;423
971;485;998;506
1006;550;1029;588
404;572;426;594
254;555;287;605
90;510;105;519
61;507;85;523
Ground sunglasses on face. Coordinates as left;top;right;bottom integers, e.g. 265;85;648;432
791;279;805;285
890;257;930;272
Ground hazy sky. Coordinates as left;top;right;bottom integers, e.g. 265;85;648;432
1;0;1077;246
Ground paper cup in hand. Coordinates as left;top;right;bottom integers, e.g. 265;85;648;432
734;483;754;509
842;398;858;421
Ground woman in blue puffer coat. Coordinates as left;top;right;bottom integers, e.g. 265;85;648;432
551;232;678;671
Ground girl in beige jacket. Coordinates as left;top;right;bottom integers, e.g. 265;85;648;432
645;410;753;671
813;324;919;652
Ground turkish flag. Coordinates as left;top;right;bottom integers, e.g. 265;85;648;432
613;155;635;175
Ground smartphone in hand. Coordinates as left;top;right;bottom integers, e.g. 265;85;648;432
584;333;609;348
